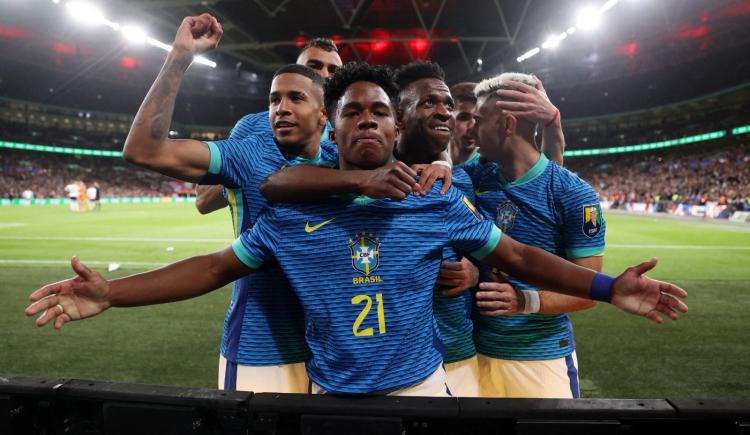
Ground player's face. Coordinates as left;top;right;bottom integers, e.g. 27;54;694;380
399;78;455;157
268;73;325;147
452;100;477;152
332;81;399;170
472;95;508;162
296;47;343;80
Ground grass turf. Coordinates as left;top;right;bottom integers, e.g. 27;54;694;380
1;204;749;398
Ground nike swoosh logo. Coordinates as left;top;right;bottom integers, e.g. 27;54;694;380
305;218;335;233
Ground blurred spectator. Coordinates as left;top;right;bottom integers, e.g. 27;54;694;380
1;149;192;198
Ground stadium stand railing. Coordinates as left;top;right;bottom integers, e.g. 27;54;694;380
1;376;749;435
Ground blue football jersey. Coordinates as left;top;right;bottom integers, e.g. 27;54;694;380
232;184;502;394
202;134;338;367
472;153;605;360
432;167;478;364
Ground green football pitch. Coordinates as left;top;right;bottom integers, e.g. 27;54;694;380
1;203;749;398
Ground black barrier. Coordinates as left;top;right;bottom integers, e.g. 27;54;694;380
1;376;749;434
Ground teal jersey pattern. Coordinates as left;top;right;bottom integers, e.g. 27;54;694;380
202;134;338;367
433;167;477;363
472;153;605;360
232;184;502;394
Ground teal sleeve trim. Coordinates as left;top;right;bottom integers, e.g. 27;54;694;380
566;246;605;259
231;238;262;270
206;141;222;175
470;225;503;260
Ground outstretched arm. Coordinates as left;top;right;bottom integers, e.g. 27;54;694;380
494;77;565;166
122;14;223;183
260;162;419;202
196;184;228;214
482;235;687;323
476;256;601;315
25;247;251;330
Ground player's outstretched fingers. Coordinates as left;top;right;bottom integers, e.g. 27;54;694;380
29;281;63;303
645;311;663;324
71;256;94;280
26;292;59;317
631;257;658;276
659;281;688;304
54;313;72;330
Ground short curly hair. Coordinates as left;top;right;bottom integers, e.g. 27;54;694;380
393;60;446;91
301;37;339;54
324;62;399;120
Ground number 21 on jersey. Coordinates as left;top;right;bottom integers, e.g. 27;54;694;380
351;293;386;337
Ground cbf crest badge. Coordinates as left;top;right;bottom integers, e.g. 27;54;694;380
496;200;519;232
582;204;603;238
349;232;380;276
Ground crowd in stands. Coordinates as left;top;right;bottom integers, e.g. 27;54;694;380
569;138;750;215
0;149;191;199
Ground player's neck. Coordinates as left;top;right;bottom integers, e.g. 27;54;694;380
394;139;442;166
450;143;476;166
277;137;320;160
497;139;540;183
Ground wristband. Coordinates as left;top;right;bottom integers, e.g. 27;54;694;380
590;272;615;303
520;290;540;314
544;109;559;128
430;160;453;169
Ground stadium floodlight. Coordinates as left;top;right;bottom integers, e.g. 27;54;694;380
542;32;568;50
194;56;217;68
600;0;619;13
145;37;215;67
66;2;119;30
567;26;577;35
576;5;602;31
517;47;540;63
121;25;147;44
146;37;172;52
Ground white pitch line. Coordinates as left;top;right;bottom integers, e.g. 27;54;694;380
0;236;229;243
0;259;167;267
607;244;750;250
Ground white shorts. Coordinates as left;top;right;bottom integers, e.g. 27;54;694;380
477;351;580;398
310;365;450;397
218;355;308;393
444;355;480;397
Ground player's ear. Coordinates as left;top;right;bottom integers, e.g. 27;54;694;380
504;113;517;137
320;105;328;129
328;128;336;145
393;124;401;143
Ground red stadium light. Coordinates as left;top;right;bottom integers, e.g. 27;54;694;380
0;25;29;39
295;36;305;48
617;41;638;57
371;39;389;53
675;25;709;39
53;42;76;55
408;38;429;57
120;56;139;69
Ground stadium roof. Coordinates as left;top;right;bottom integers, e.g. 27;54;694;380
1;0;750;118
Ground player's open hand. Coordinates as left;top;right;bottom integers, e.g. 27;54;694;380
411;163;452;195
172;14;223;59
611;258;688;324
358;161;417;200
495;76;558;126
475;271;523;315
438;257;479;296
25;256;112;330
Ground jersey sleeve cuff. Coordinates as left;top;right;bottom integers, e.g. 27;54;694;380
206;141;222;175
231;238;263;270
566;246;605;259
470;225;502;261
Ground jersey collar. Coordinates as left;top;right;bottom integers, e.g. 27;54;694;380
497;153;548;188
